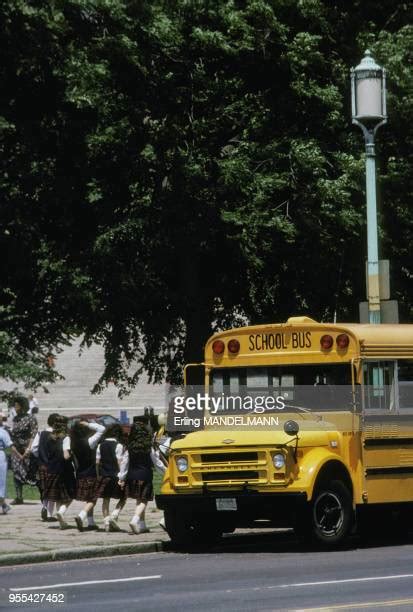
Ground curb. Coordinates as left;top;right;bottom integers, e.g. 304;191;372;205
0;540;165;567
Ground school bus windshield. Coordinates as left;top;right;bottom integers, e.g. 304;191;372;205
210;363;354;413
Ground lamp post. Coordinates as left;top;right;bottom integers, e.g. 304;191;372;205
351;50;387;324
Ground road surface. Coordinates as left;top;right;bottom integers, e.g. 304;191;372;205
2;531;413;611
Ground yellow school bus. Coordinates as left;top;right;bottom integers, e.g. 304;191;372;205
156;316;413;547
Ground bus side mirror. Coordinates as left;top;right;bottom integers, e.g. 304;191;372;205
284;420;300;436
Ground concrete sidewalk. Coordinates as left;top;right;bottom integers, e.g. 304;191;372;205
0;498;169;566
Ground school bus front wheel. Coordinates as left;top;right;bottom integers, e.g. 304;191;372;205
294;480;353;546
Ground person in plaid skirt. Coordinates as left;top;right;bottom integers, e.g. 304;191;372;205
118;419;166;534
95;424;126;532
31;413;60;521
42;416;75;529
71;420;105;532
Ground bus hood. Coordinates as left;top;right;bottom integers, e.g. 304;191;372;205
171;423;334;451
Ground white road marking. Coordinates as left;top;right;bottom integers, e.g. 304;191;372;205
278;573;413;588
294;597;413;610
10;575;162;592
226;572;413;595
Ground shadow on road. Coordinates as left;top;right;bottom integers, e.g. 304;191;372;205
162;527;413;555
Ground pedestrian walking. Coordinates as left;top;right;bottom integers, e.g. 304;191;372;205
30;413;60;521
152;414;171;531
153;412;171;467
28;394;39;416
0;416;19;514
9;396;38;504
95;424;126;532
42;416;75;529
118;420;166;535
71;420;105;532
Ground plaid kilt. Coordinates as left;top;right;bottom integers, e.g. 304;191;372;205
75;476;98;503
43;473;72;505
38;464;48;497
94;476;124;500
126;479;153;502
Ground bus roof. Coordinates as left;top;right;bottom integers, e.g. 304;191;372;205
208;317;413;358
288;317;413;347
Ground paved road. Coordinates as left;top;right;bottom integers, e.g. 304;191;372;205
2;531;413;611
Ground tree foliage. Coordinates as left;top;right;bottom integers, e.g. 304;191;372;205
0;0;412;392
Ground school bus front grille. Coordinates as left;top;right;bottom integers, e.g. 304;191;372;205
174;449;285;488
202;470;260;482
200;452;258;463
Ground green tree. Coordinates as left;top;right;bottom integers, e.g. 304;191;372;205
0;0;412;392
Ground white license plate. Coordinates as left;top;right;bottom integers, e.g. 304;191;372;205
216;498;237;511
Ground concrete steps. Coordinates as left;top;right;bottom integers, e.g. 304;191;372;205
1;338;167;427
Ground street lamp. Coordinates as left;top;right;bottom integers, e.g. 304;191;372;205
351;50;387;324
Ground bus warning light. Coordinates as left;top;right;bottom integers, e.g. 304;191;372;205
212;340;225;355
228;339;240;354
320;335;334;350
336;334;350;349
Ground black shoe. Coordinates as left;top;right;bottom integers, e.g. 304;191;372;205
85;524;100;531
74;516;84;532
41;507;48;521
46;517;58;522
10;498;23;505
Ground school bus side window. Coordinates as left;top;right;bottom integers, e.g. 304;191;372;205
398;360;413;410
363;361;396;411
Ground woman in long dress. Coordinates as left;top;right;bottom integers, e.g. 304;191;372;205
10;396;38;504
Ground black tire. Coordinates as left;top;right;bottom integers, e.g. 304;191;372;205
295;480;353;547
164;509;222;548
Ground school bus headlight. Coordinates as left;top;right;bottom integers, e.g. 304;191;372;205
176;456;188;472
272;453;285;470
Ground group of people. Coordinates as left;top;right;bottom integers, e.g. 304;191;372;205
0;396;169;534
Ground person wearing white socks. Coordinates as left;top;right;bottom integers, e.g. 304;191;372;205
118;420;166;535
95;425;126;532
42;416;74;529
30;413;60;521
71;420;106;532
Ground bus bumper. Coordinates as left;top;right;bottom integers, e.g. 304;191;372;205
156;491;307;523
